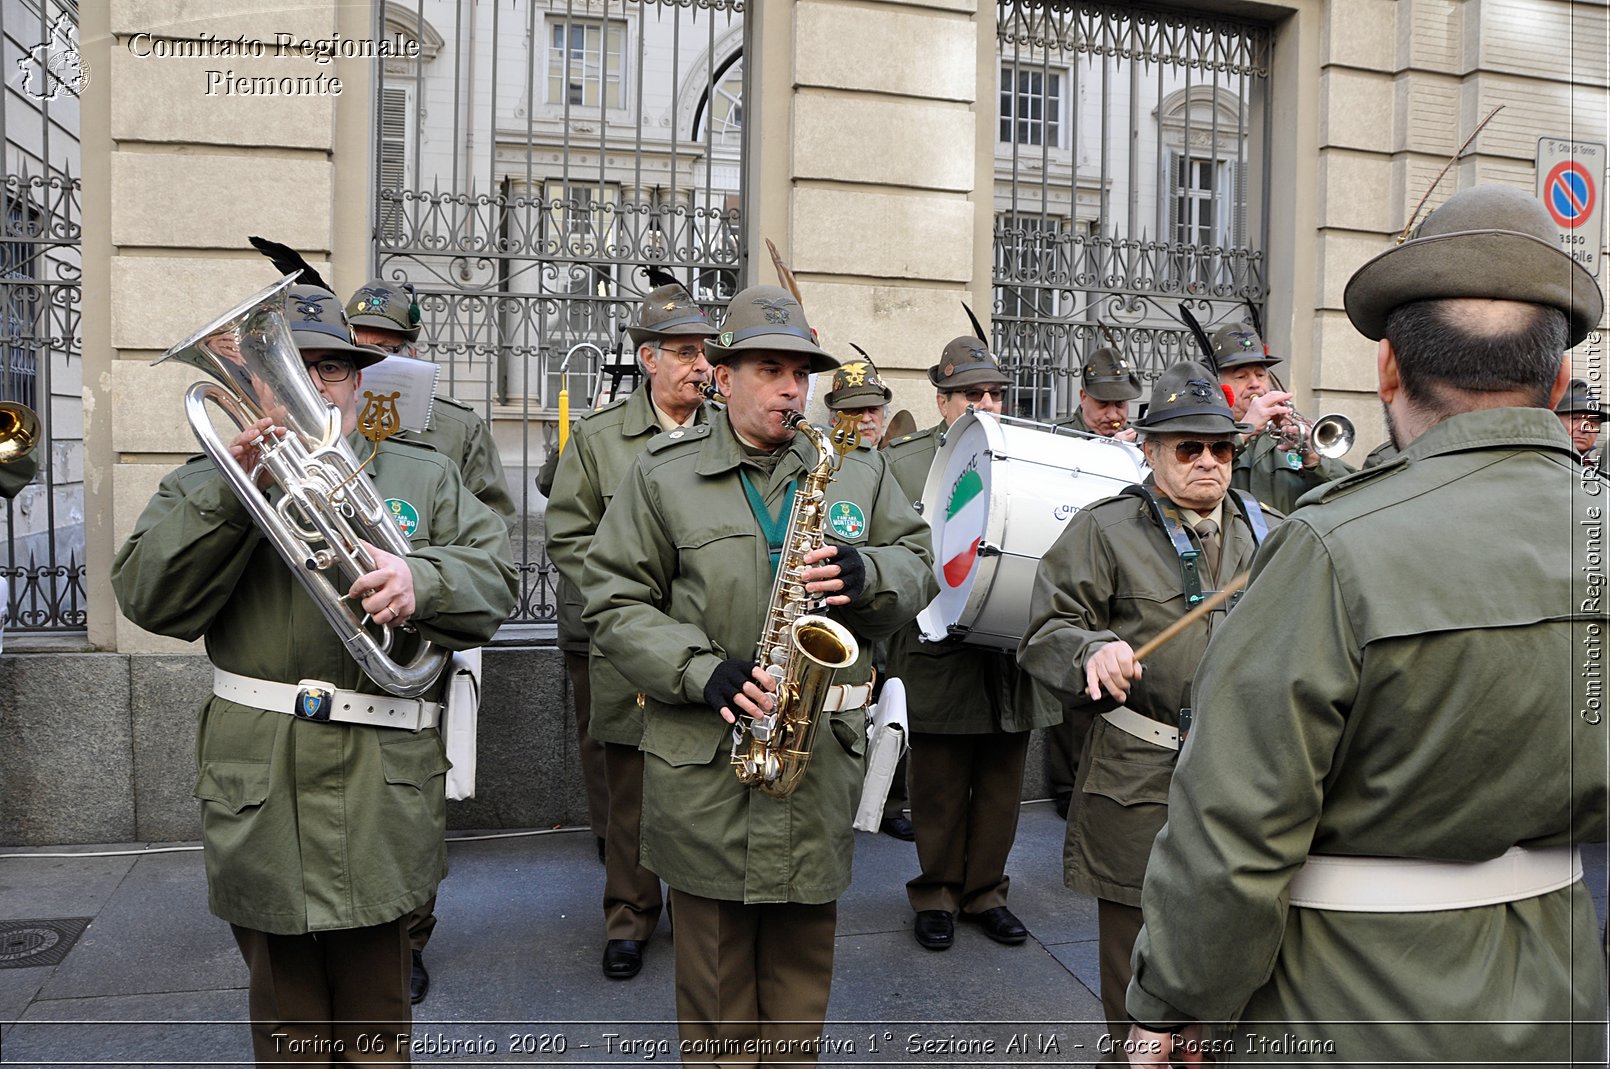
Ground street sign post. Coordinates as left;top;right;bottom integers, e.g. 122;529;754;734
1537;138;1605;278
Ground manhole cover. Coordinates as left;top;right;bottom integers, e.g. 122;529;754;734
0;918;91;968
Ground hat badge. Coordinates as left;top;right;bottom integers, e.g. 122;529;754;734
719;330;734;346
753;297;791;324
294;294;328;320
942;361;956;378
1185;378;1215;401
840;362;868;387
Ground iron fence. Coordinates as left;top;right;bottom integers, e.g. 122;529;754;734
373;0;746;626
994;1;1272;420
1;0;84;636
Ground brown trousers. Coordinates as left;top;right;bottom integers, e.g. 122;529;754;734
231;919;411;1066
669;889;837;1068
405;896;435;954
566;650;611;839
1096;898;1144;1065
905;730;1031;915
602;740;664;940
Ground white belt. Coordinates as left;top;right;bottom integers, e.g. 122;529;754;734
212;668;440;731
1287;846;1583;912
822;682;874;713
1101;706;1179;750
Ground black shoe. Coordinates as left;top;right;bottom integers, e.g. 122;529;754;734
596;835;606;863
1053;792;1072;820
602;939;645;980
964;905;1028;946
879;815;915;841
409;949;429;1004
913;910;954;951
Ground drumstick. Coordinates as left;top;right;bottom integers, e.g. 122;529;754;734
1131;571;1249;663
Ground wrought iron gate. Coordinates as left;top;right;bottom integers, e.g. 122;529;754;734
1;0;84;636
993;1;1271;420
372;0;746;626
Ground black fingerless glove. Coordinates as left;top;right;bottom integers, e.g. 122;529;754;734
834;544;867;602
704;658;758;714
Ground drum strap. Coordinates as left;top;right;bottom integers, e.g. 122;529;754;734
1122;484;1268;608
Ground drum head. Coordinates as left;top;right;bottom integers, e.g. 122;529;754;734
918;412;1002;640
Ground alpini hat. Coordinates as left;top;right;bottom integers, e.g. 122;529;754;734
1134;360;1249;435
1555;378;1607;419
929;337;1011;390
627;284;719;350
826;356;893;410
1081;346;1142;401
345;279;422;341
1211;322;1281;372
287;286;384;368
1345;183;1605;348
704;285;839;374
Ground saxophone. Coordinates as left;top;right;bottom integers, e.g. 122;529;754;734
731;412;862;798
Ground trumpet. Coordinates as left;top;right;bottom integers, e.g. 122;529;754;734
0;401;40;465
1268;405;1355;467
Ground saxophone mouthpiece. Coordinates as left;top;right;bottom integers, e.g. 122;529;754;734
783;411;807;429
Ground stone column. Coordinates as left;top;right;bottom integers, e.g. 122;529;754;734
90;2;376;652
747;0;988;421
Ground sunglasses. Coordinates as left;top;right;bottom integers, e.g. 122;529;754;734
952;387;1004;403
1173;439;1235;464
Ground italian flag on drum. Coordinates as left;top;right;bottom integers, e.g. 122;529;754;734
941;467;987;588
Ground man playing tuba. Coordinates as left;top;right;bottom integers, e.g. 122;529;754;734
583;284;934;1065
112;285;516;1064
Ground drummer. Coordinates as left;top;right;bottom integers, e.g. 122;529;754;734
1055;344;1142;443
1017;359;1277;1059
883;335;1061;953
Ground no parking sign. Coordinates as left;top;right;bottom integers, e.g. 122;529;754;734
1537;138;1605;277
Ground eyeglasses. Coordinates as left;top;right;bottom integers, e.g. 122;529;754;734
1173;439;1235;464
309;359;356;383
658;344;705;364
1567;415;1602;430
952;387;1004;403
366;339;411;356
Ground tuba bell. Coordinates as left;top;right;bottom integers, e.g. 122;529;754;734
0;401;40;465
158;274;449;698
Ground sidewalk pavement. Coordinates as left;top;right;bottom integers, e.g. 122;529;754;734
1;806;1604;1068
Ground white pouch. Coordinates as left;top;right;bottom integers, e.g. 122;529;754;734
854;677;909;832
442;648;482;801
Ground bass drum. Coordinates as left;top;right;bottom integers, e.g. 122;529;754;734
916;411;1146;649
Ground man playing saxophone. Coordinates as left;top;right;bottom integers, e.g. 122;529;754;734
111;285;516;1064
583;284;934;1065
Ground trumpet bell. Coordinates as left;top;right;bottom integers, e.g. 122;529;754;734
1311;413;1355;460
0;401;40;465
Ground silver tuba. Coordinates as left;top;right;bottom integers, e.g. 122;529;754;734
158;274;449;698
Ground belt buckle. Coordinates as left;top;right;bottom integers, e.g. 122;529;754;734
295;679;338;722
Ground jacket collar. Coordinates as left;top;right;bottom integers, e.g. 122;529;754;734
695;411;814;479
622;385;708;438
1399;406;1578;463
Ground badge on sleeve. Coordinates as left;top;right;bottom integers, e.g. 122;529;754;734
385;498;420;537
828;501;866;539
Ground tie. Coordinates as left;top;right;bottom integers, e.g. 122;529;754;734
1195;519;1221;583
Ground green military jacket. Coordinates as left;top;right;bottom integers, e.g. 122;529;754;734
1231;432;1352;514
882;423;1060;734
1018;478;1273;905
1053;409;1095;434
398;394;517;532
548;388;710;744
0;449;36;499
582;413;935;904
111;436;517;935
1128;408;1608;1064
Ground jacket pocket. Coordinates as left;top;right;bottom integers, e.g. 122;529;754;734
1081;753;1173;807
378;730;450;790
829;710;866;757
193;759;271;815
640;699;726;767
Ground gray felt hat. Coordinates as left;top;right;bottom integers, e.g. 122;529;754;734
1345;183;1605;348
704;285;838;374
1134;360;1250;435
